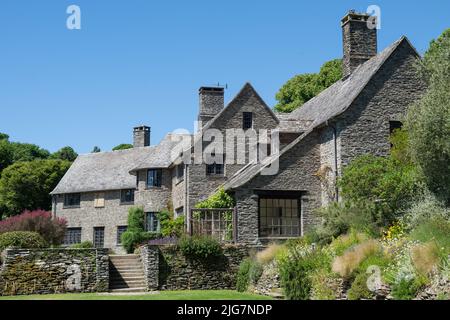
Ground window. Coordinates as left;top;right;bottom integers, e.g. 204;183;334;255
94;192;105;208
145;212;160;232
243;112;253;130
259;197;301;238
389;121;403;148
176;164;184;182
93;227;105;248
64;193;81;208
117;226;127;245
175;207;184;217
389;121;403;135
147;169;162;188
120;189;135;204
206;154;224;176
64;228;81;245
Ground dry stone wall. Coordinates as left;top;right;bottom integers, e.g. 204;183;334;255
140;244;250;291
0;248;109;296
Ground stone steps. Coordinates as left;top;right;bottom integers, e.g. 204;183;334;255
109;254;146;292
109;287;148;293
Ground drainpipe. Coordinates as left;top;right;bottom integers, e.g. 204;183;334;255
184;163;189;233
326;121;340;202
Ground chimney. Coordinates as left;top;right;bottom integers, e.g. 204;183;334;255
341;10;377;77
133;125;151;147
198;87;224;125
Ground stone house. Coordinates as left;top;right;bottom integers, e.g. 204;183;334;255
51;11;426;251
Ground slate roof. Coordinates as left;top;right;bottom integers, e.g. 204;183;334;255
224;36;417;190
50;134;183;195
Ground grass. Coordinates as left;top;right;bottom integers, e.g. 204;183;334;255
0;290;272;300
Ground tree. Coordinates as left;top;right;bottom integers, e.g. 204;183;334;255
9;142;50;162
406;28;450;204
0;140;13;174
51;146;78;162
0;133;9;141
112;144;133;151
0;159;71;217
91;146;101;153
274;59;342;113
338;129;424;214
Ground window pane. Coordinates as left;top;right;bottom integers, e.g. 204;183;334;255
117;226;127;244
259;197;301;238
93;227;104;248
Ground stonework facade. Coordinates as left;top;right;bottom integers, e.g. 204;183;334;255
0;248;109;296
51;11;426;249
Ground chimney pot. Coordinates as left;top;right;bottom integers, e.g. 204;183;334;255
341;10;378;77
198;86;225;125
133;125;151;147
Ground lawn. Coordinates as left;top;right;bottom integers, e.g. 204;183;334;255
0;290;273;300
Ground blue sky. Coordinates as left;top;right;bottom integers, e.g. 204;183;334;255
0;0;449;154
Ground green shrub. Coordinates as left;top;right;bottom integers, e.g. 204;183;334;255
402;195;450;231
249;261;264;285
158;210;185;238
122;231;161;254
314;201;386;244
409;217;450;254
236;258;252;292
195;187;235;209
127;207;146;232
310;269;337;300
178;235;222;259
70;241;93;249
278;247;330;300
0;231;47;251
347;272;373;300
391;277;426;300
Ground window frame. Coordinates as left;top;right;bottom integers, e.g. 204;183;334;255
206;154;224;176
93;227;105;248
64;193;81;208
116;226;128;245
243;112;253;130
145;212;160;233
147;169;162;188
258;194;302;239
120;189;135;204
176;164;184;183
64;227;82;246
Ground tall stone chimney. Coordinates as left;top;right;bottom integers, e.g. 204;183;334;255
198;87;224;125
341;10;377;77
133;125;151;147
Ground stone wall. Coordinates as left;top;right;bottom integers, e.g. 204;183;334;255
338;39;427;168
234;131;322;244
0;248;109;296
54;190;131;253
139;244;250;291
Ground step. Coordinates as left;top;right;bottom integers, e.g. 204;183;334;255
110;276;145;282
109;287;147;293
110;254;140;259
110;263;143;267
110;271;144;277
110;282;146;289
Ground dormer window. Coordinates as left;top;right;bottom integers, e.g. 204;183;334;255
147;169;162;188
243;112;253;130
